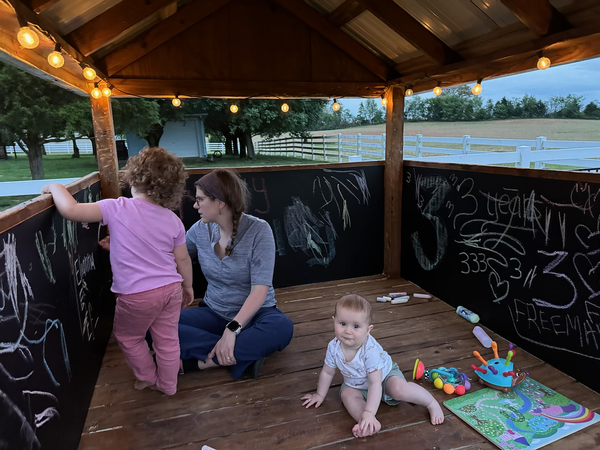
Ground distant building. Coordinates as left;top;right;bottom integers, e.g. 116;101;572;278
126;115;207;158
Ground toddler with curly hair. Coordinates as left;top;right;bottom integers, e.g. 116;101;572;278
42;147;193;395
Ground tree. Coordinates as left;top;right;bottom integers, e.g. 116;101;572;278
0;62;77;179
583;101;600;119
356;99;384;125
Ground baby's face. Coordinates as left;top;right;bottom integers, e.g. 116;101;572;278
333;307;372;349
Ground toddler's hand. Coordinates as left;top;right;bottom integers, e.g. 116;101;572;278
182;286;194;308
301;393;324;409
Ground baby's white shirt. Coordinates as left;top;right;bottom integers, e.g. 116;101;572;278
324;334;393;389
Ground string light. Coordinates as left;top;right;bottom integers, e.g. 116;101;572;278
17;25;39;49
537;54;551;70
281;102;289;113
381;95;388;106
230;104;239;113
433;83;442;96
102;85;112;98
332;99;341;112
405;87;413;97
83;66;96;81
47;44;64;68
90;83;102;99
472;79;483;95
172;96;181;107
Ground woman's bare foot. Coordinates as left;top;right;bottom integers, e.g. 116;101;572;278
427;399;445;425
134;379;155;390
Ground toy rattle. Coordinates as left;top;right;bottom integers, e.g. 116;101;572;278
472;341;528;393
413;359;471;395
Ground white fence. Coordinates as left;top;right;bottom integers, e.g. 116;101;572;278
207;142;226;153
3;139;95;155
255;134;600;170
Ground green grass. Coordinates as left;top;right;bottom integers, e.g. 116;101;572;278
0;153;316;212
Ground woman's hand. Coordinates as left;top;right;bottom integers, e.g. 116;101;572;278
99;236;110;251
208;329;237;366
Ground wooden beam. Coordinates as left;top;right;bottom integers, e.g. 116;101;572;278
91;97;120;199
403;31;600;94
501;0;571;36
327;0;366;28
108;79;388;98
383;86;404;278
6;0;106;79
275;0;392;80
67;0;175;57
22;0;59;13
396;21;600;86
360;0;462;66
98;0;234;76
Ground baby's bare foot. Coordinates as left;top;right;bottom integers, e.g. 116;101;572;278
427;399;445;425
133;379;155;391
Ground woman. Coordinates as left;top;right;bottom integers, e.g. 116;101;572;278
179;168;293;379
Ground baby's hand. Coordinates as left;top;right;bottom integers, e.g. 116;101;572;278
357;411;381;437
301;392;324;409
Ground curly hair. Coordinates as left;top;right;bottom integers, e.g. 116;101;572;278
195;168;251;256
121;147;188;210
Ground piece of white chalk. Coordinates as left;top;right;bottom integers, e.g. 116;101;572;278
389;292;407;297
413;293;432;298
376;297;389;302
391;297;410;304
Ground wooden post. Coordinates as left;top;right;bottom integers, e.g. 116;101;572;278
384;86;404;278
91;96;120;199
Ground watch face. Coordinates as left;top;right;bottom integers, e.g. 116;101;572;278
227;321;240;332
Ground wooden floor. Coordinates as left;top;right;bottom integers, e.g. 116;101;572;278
79;276;600;450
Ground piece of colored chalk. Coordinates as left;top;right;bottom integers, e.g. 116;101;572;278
389;292;407;297
413;293;432;298
391;297;409;304
376;297;388;302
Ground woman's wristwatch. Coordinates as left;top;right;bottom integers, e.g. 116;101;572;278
226;320;242;335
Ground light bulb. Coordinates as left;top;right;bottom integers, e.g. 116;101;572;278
90;87;102;99
172;97;181;107
230;104;239;113
281;103;289;113
537;56;551;70
83;67;96;80
405;88;413;97
433;86;442;96
17;27;39;49
332;100;340;112
48;51;64;68
472;83;482;95
381;97;388;106
102;87;112;98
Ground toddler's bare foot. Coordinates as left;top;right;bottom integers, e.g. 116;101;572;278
352;424;364;438
134;379;155;390
149;385;176;396
427;399;445;425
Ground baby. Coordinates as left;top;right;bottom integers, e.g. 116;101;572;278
302;294;444;437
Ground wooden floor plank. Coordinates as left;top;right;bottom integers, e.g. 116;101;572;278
80;276;600;450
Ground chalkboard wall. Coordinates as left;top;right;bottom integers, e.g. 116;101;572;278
181;164;385;291
0;182;113;450
401;162;600;389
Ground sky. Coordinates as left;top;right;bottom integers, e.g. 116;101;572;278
338;56;600;115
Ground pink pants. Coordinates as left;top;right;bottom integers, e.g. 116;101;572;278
113;282;182;395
